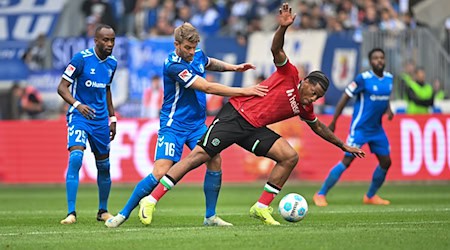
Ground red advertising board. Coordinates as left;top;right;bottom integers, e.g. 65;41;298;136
0;115;449;183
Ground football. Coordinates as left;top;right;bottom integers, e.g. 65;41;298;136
278;193;308;222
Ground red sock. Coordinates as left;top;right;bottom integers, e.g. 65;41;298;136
151;183;170;201
257;183;281;206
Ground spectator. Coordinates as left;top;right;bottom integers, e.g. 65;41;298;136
399;59;416;98
22;34;47;70
81;0;117;31
190;0;221;36
433;78;446;100
11;83;44;119
141;75;163;119
404;67;434;114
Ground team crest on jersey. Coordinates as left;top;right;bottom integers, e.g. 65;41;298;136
178;69;192;82
211;138;221;147
64;64;76;77
332;49;357;90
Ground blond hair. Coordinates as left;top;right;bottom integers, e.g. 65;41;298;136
174;22;200;44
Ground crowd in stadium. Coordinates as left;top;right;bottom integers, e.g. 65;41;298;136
79;0;423;39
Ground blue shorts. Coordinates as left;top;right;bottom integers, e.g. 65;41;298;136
345;129;390;157
154;124;207;162
67;116;110;155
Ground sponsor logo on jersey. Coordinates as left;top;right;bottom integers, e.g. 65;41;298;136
90;68;96;75
178;69;192;82
286;89;295;97
85;80;106;88
287;90;300;115
370;95;390;101
64;64;76;77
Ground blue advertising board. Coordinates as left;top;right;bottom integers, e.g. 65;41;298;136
321;31;361;106
203;36;247;87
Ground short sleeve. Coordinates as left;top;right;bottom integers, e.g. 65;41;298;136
345;74;365;97
62;53;84;84
276;59;299;76
299;104;317;123
167;63;199;88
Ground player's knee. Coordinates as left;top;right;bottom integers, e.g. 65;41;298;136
206;154;222;172
380;158;391;170
69;150;84;168
96;159;110;173
283;152;299;169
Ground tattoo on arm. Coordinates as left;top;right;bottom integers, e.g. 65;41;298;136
312;120;344;149
206;58;226;72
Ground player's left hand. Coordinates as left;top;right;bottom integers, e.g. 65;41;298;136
244;84;269;97
235;63;256;72
342;144;365;158
386;109;394;121
109;122;116;141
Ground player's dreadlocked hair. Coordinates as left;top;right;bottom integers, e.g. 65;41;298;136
306;71;330;92
174;22;200;44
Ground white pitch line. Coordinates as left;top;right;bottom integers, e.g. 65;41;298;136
0;226;208;237
0;221;449;237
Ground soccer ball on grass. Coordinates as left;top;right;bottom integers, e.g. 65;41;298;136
278;193;308;222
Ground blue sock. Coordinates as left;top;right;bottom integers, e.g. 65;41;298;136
318;162;347;195
204;170;222;218
120;173;158;218
66;150;83;214
367;165;387;198
96;158;111;211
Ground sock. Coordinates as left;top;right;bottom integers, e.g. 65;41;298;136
318;162;347;195
96;158;111;211
204;170;222;218
66;150;83;214
120;173;158;218
257;182;281;207
149;175;176;202
367;165;387;198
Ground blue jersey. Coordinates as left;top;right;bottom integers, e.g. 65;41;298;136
160;49;210;130
345;70;393;133
62;48;117;121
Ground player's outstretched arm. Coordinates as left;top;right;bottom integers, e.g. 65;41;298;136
190;76;268;97
306;119;365;158
328;93;351;132
206;58;256;72
271;2;296;65
57;78;96;119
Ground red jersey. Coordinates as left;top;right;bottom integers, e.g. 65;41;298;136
230;60;316;128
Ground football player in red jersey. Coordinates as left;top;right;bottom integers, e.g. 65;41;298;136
138;2;365;225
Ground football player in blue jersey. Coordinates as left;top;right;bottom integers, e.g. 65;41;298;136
58;24;117;224
314;48;394;206
105;22;267;228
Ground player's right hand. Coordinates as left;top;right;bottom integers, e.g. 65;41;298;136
245;84;268;97
342;145;365;158
77;104;96;120
278;2;296;27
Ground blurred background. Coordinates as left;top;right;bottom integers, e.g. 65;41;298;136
0;0;449;184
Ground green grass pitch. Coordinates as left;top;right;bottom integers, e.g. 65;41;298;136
1;182;449;250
